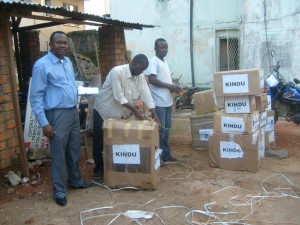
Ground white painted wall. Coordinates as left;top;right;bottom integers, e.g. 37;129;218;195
110;0;300;87
242;0;300;82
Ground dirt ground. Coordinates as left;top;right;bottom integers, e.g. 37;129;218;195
1;110;300;225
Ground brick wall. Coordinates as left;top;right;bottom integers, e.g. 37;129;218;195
19;31;40;93
0;17;21;171
98;26;127;83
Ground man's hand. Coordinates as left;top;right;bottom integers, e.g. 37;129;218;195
170;85;182;94
122;102;144;120
132;108;144;120
42;124;55;138
149;108;161;127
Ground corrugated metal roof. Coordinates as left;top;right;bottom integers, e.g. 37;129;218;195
0;0;155;30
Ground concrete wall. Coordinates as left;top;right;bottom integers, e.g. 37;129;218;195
110;0;300;86
110;0;242;87
242;0;300;81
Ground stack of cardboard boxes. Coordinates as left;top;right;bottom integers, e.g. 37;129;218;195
209;68;275;172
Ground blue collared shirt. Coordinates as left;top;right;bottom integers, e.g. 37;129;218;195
30;51;78;127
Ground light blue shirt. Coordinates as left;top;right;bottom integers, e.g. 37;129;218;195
30;51;78;128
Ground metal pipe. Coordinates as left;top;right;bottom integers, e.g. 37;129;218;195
190;0;195;87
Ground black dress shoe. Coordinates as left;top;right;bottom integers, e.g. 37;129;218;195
93;171;103;180
55;197;67;206
164;156;177;162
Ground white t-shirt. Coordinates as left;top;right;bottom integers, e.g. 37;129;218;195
145;56;173;107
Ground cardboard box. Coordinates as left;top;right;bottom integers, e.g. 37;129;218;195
214;110;260;134
267;94;272;110
190;113;214;150
208;131;261;173
224;95;256;114
214;69;264;97
259;127;265;158
216;96;225;110
102;119;160;189
260;111;267;128
265;130;276;150
193;90;218;114
255;93;268;112
224;93;268;114
265;110;275;131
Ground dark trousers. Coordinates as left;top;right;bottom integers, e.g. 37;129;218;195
93;109;104;173
46;108;82;199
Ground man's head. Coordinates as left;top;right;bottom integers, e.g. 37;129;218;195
129;54;149;76
49;31;68;59
154;38;168;59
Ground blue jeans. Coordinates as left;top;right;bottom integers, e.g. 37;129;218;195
155;106;173;160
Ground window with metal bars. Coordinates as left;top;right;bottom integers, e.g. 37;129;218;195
216;29;240;72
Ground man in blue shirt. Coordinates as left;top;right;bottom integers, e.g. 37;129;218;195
30;31;91;207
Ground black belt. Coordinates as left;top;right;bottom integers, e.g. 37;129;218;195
67;106;77;110
49;106;77;111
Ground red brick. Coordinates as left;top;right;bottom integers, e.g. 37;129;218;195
117;44;125;50
99;49;109;55
2;102;14;111
0;75;8;84
116;60;126;65
0;46;6;54
114;37;122;43
0;130;14;142
7;137;18;148
99;60;111;67
105;55;117;60
0;140;7;151
6;120;16;129
1;67;9;76
2;84;11;94
0;148;15;159
0;158;12;169
115;49;123;54
0;112;14;123
0;56;8;66
0;94;10;103
117;55;125;60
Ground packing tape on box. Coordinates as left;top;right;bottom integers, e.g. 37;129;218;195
107;120;114;139
124;120;146;140
137;122;145;140
124;120;131;138
192;121;214;126
107;119;154;140
200;94;206;103
229;132;235;142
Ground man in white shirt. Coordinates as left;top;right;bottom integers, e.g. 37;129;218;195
93;54;160;179
145;38;182;163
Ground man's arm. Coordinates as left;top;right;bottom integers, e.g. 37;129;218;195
122;103;144;120
148;74;181;93
30;62;55;138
